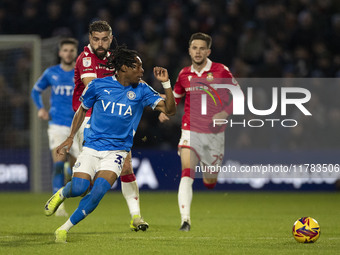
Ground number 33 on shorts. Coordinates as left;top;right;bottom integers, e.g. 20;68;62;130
114;154;124;166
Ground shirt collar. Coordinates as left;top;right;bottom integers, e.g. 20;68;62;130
190;59;212;77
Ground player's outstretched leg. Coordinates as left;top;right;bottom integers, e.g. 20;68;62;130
45;188;65;216
45;177;90;216
54;177;112;243
178;168;195;231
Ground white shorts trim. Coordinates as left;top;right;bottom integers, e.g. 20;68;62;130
73;147;128;179
47;124;80;157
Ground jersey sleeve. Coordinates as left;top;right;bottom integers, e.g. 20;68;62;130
80;80;97;110
173;69;186;105
31;69;50;109
142;83;164;110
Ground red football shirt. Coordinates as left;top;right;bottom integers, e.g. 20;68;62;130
174;59;239;133
73;45;114;116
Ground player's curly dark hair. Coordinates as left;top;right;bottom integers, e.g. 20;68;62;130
103;44;139;74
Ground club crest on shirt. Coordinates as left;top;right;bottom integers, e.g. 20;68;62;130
127;91;136;100
206;72;214;82
83;57;91;67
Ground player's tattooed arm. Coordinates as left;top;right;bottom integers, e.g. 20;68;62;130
56;106;87;156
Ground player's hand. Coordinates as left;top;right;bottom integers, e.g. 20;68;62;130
38;108;49;120
212;111;229;125
153;67;169;82
56;137;74;156
158;112;170;123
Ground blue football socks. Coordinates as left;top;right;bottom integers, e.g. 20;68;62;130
70;177;111;225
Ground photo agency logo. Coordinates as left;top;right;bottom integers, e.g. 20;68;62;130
197;78;312;128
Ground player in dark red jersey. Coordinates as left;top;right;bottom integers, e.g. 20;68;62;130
160;32;240;231
73;20;148;231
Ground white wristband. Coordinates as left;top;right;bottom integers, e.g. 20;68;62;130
161;80;171;89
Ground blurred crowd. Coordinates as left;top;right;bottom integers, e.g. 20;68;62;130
0;0;339;150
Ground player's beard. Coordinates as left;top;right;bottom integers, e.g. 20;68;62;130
94;47;108;59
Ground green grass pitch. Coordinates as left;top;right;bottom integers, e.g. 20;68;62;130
0;191;339;255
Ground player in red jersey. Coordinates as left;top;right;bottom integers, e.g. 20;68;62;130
160;32;240;231
73;20;148;231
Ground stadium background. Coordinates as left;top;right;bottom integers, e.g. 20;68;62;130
0;0;339;191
